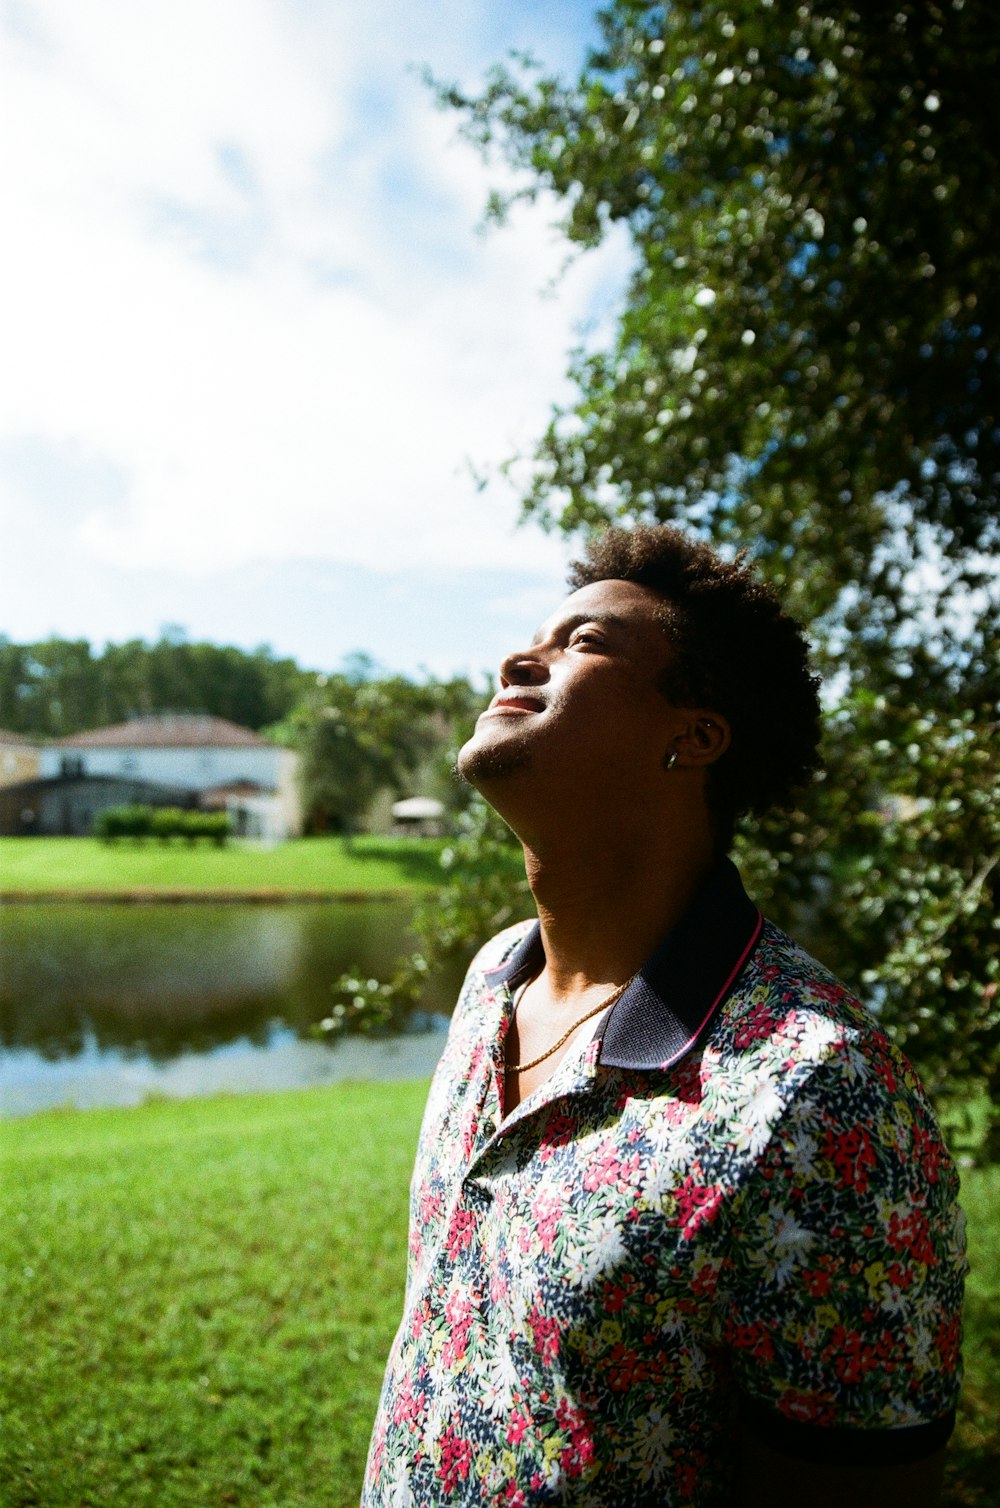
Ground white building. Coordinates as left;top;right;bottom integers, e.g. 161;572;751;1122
40;714;301;841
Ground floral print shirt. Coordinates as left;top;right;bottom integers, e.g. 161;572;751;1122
362;860;966;1507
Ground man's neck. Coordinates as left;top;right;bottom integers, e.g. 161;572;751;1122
520;817;717;1003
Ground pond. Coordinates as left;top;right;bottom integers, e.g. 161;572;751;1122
0;901;470;1116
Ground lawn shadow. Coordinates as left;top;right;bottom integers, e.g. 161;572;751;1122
345;836;447;885
943;1287;1000;1507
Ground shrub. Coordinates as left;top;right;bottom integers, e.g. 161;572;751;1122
150;807;185;842
180;810;232;846
93;805;232;845
94;805;154;842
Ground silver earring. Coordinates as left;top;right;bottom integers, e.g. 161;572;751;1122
665;751;678;771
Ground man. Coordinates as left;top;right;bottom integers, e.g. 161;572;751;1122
362;526;965;1507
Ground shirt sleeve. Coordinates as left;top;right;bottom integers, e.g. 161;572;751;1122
717;1042;967;1464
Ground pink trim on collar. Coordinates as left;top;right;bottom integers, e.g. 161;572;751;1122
655;908;764;1070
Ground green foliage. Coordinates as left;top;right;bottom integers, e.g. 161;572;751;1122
0;632;314;738
320;797;528;1038
288;669;485;834
440;1;998;597
731;694;1000;1129
184;810;233;846
94;803;154;841
95;805;233;845
407;0;1000;1140
149;805;186;842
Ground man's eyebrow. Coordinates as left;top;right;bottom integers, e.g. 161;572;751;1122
529;612;633;647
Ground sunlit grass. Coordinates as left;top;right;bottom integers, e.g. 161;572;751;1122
0;1082;426;1508
0;834;446;895
942;1118;1000;1508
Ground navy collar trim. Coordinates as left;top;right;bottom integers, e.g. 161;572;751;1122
483;857;763;1072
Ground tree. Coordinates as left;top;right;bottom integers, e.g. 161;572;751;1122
443;0;997;622
326;0;999;1144
291;668;485;834
0;635;315;737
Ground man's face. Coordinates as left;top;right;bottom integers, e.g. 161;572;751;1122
457;578;681;802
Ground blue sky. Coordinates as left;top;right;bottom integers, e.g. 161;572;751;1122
0;0;632;681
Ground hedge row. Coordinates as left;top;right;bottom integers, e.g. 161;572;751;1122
94;805;233;844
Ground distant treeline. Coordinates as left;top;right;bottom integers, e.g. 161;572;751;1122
0;634;318;738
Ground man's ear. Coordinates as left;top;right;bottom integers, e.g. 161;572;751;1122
668;712;731;768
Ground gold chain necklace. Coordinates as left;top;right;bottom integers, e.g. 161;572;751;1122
506;972;638;1075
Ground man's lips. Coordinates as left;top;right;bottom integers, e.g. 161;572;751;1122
481;694;546;716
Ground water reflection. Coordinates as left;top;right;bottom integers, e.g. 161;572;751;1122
0;901;469;1114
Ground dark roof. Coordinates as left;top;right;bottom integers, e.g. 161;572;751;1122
55;715;270;750
0;774;194;798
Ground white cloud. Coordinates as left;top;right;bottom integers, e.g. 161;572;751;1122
0;0;630;593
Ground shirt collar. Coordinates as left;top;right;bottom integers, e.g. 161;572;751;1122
483;857;763;1072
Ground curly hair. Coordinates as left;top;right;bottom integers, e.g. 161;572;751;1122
567;525;822;843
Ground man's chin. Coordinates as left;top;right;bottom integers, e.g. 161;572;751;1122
455;734;532;786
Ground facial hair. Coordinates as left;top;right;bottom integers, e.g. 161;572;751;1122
454;736;533;786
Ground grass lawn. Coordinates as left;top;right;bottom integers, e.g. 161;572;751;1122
0;835;447;897
1;1084;997;1507
0;1082;428;1508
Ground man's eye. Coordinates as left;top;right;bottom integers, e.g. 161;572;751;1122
571;630;603;647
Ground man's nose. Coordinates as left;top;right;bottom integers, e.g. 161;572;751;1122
498;648;548;689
